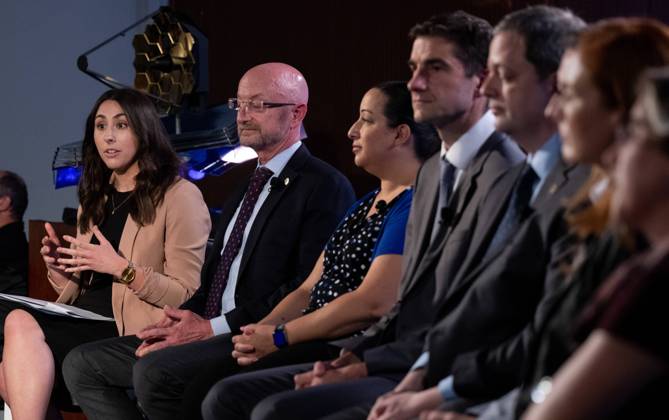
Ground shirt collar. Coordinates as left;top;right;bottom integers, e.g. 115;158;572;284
440;111;495;170
527;133;561;182
260;141;302;175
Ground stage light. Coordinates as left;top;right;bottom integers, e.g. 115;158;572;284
221;146;257;163
53;166;82;189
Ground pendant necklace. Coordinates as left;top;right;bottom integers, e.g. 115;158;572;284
111;192;133;215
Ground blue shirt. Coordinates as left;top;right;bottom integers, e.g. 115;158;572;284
346;188;412;258
527;133;561;203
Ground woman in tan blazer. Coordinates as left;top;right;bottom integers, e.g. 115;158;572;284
0;88;210;419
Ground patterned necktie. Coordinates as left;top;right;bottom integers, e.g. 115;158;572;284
203;166;274;319
484;164;538;260
431;157;457;241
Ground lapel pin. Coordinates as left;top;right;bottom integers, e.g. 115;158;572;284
549;183;558;194
269;177;290;192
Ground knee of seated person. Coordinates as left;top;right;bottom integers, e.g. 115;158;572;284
133;351;173;400
201;381;234;420
251;393;291;420
4;309;41;338
62;345;88;389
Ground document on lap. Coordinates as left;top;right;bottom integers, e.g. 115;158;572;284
0;293;114;321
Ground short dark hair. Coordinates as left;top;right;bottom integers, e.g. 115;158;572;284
409;11;493;76
0;171;28;219
495;6;586;79
373;81;440;161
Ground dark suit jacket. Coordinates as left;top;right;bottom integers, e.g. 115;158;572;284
347;131;525;375
439;161;527;299
181;144;355;332
512;232;632;415
444;231;630;404
0;221;28;296
423;159;590;387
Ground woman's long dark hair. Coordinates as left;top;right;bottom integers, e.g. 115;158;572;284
78;88;181;233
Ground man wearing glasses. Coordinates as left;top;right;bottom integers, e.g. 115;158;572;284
62;62;355;420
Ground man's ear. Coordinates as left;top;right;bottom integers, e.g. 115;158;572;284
473;68;489;98
292;104;308;128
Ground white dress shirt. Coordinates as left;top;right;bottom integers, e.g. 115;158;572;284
441;111;497;190
210;141;302;335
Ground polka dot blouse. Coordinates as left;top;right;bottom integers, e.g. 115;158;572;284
304;190;407;314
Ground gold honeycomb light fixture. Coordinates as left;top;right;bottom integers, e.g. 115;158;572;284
133;9;196;114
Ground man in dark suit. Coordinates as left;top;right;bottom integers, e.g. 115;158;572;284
61;62;355;420
198;12;531;420
0;170;28;296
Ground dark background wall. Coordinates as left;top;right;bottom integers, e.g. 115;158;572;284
172;0;669;196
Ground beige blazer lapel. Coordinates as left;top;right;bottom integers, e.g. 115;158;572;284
117;214;140;261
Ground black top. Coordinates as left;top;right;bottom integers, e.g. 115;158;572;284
74;189;132;317
0;220;28;295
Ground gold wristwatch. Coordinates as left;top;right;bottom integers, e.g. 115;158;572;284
118;260;136;285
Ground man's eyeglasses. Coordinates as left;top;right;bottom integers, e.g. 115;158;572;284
228;98;296;113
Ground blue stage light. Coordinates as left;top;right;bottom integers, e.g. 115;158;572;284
53;166;82;189
187;169;206;180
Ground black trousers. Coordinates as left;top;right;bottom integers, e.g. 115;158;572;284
201;362;401;420
63;332;340;420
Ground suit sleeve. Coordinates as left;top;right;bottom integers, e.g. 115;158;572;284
224;171;355;331
131;180;211;308
179;280;207;313
449;227;630;400
424;215;549;388
364;326;431;375
449;232;577;399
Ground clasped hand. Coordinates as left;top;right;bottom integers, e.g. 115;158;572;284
231;324;277;366
135;305;214;357
293;350;367;389
56;225;127;276
368;389;443;420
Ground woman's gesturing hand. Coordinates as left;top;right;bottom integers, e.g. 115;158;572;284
40;222;71;280
57;226;128;278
